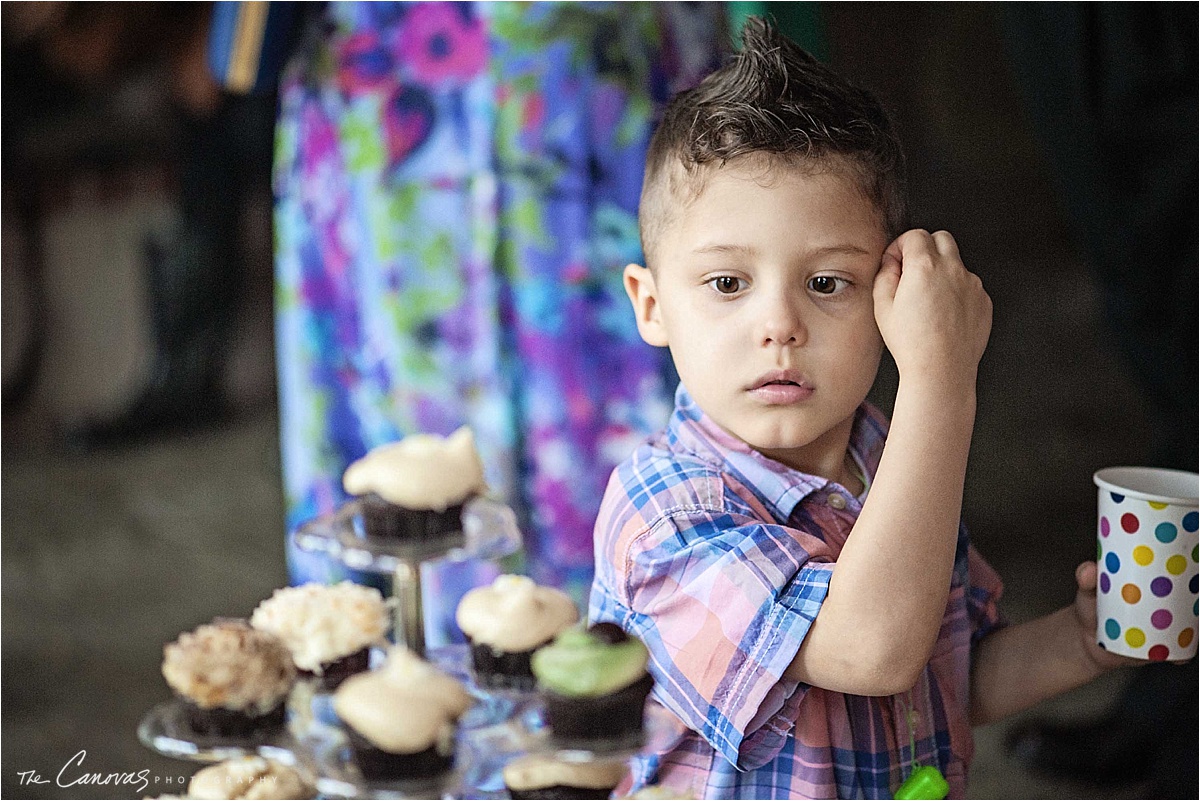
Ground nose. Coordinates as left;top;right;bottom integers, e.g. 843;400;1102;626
758;291;807;348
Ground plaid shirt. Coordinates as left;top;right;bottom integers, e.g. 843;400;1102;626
589;385;1005;799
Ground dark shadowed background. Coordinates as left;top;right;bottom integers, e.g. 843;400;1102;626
3;3;1195;799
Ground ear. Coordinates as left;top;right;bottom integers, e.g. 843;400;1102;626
623;263;669;347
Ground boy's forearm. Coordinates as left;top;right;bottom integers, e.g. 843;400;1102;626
969;606;1105;726
791;376;977;693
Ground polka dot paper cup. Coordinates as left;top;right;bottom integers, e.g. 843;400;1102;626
1094;467;1199;661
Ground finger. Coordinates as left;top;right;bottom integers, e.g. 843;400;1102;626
881;234;906;269
889;228;934;258
874;247;902;295
931;230;960;259
1076;561;1098;591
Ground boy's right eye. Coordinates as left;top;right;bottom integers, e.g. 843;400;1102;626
709;276;745;295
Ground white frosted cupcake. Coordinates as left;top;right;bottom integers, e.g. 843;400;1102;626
625;786;695;800
455;574;579;690
343;427;486;542
187;757;314;799
503;755;628;800
250;582;390;691
333;646;474;783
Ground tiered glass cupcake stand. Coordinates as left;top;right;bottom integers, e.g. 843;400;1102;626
138;497;675;799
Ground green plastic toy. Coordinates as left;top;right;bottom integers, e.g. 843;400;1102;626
894;765;949;800
893;693;949;800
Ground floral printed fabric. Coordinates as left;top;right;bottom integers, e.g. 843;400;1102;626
275;2;724;608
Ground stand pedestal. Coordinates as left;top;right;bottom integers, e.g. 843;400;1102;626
291;495;524;657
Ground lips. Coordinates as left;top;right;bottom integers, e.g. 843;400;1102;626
747;370;814;404
748;370;810;391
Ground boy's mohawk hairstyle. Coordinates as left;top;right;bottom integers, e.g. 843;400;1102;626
643;16;907;242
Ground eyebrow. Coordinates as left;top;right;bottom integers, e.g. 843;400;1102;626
691;243;758;257
690;243;873;258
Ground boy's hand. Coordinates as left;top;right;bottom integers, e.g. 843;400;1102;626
1071;561;1150;670
873;230;992;389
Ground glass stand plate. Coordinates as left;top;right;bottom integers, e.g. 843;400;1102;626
427;644;533;730
292;496;523;575
137;699;297;764
518;702;684;763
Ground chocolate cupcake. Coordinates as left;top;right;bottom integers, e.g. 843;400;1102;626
624;785;694;799
532;623;654;748
187;757;315;800
503;755;627;800
250;582;390;691
332;646;474;783
161;620;296;738
342;427;486;542
456;575;579;690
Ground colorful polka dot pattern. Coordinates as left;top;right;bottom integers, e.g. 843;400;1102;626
1096;488;1198;660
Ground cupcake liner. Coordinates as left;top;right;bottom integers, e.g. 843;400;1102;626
508;786;618;800
468;640;539;691
344;726;454;782
181;698;287;738
358;494;466;542
543;673;654;745
299;646;372;692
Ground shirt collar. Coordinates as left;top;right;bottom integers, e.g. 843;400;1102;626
666;384;883;522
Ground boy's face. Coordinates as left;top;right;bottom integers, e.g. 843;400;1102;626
627;160;887;473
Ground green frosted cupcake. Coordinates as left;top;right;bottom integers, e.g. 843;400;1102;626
531;622;654;748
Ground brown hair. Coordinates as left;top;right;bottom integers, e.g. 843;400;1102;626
639;16;907;265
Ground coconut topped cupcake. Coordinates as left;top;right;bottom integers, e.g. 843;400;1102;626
503;755;628;800
162;619;295;714
456;575;578;653
333;646;473;780
187;757;314;800
343;427;485;512
250;582;390;685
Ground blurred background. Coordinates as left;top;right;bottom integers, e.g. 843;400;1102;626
2;2;1195;799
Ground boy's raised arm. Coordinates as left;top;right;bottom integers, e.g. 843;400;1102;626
786;229;993;695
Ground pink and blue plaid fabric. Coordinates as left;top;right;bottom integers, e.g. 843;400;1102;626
590;385;1005;799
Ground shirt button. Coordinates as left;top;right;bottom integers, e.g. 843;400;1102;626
828;492;848;510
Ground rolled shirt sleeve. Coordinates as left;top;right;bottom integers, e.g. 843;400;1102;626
608;506;836;770
966;543;1006;643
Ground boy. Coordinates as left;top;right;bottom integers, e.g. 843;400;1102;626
589;18;1134;799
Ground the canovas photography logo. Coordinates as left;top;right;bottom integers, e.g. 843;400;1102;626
14;750;187;795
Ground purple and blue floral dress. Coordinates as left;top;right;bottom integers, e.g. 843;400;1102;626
274;2;724;623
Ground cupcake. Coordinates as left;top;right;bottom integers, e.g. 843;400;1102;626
456;575;579;690
187;757;315;800
161;620;296;738
625;785;694;800
531;623;654;748
342;427;486;542
502;755;628;800
333;645;474;782
250;582;390;691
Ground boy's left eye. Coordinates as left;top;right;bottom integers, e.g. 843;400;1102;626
808;276;847;295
